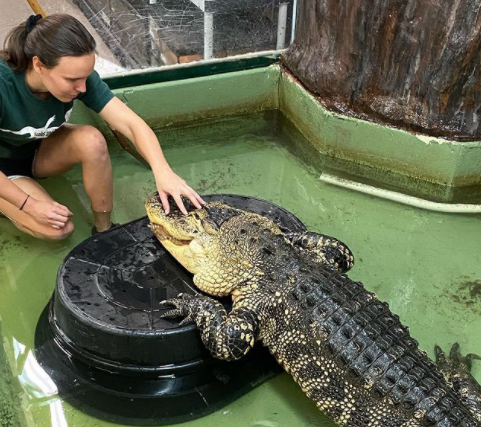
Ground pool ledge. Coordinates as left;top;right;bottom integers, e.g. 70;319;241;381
71;64;481;204
279;70;481;204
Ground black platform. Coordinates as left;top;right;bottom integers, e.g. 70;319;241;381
34;194;306;425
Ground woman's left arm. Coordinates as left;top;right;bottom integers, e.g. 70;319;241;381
99;97;204;214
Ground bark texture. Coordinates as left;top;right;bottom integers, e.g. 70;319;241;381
283;0;481;140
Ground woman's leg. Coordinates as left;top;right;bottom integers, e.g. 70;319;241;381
34;123;114;232
0;177;74;240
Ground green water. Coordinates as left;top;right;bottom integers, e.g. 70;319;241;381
0;111;480;427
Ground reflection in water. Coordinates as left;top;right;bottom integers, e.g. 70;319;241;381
50;400;69;427
19;350;58;398
12;338;27;365
17;349;69;427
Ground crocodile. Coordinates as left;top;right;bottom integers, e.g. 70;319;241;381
145;193;481;427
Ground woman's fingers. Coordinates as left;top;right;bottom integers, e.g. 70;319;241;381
52;202;74;216
155;170;205;215
183;187;205;209
160;187;204;215
47;214;69;228
40;202;73;228
158;191;171;215
50;222;66;229
172;194;187;215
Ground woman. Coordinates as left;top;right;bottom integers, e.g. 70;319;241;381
0;14;204;239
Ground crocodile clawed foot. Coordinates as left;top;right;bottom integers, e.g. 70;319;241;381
434;344;448;370
435;343;481;423
434;343;481;381
449;342;481;372
435;342;481;375
159;293;197;325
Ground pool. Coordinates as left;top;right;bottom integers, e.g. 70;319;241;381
0;109;480;427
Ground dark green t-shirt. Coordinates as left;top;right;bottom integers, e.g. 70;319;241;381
0;58;114;159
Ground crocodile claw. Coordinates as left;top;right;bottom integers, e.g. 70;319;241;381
159;293;196;324
434;343;481;422
435;342;481;373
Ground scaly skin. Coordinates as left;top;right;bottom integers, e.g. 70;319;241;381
146;193;481;427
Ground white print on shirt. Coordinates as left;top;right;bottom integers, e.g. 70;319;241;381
0;109;72;139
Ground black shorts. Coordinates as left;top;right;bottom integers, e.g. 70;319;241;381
0;154;37;179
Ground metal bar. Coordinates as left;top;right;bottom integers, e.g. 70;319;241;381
204;12;214;60
291;0;298;43
276;2;289;50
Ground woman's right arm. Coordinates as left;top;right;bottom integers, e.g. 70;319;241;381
0;172;72;228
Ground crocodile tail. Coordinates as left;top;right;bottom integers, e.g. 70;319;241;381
275;267;480;427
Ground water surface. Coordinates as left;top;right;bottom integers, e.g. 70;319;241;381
0;111;479;427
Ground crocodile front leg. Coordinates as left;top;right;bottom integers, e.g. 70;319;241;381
161;294;260;361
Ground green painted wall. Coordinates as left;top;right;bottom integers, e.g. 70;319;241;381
70;66;279;141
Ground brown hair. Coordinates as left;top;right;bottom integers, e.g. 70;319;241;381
0;14;96;72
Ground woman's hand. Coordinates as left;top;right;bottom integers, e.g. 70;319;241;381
154;168;205;215
22;197;73;229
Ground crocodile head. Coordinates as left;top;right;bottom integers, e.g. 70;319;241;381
145;193;284;296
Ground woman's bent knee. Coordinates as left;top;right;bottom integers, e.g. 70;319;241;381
76;126;108;160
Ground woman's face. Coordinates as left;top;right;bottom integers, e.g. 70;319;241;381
34;54;95;102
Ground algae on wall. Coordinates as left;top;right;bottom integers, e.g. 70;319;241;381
0;321;24;427
283;0;481;141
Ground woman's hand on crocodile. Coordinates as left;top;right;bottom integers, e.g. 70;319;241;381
23;198;73;229
155;169;205;215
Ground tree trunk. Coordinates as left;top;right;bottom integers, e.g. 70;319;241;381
282;0;481;141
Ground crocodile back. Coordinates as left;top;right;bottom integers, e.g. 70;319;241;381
258;260;478;427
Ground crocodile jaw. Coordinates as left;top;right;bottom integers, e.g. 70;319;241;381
146;193;207;274
149;222;206;274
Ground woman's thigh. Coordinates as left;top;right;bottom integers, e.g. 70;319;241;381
33;123;107;178
0;177;74;240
